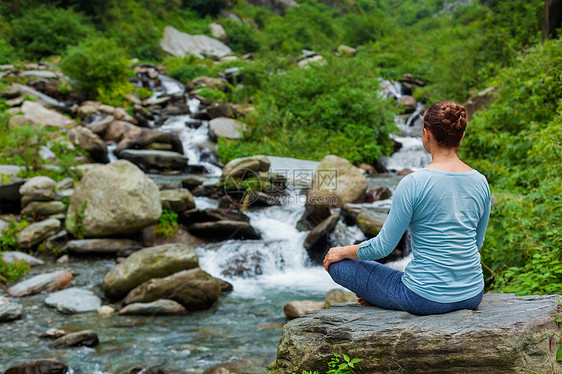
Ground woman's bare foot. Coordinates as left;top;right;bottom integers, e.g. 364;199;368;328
356;294;373;307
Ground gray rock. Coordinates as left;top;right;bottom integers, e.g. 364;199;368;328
76;100;116;119
283;300;324;320
123;268;221;310
65;239;142;256
21;70;58;79
0;164;22;177
160;188;195;212
398;95;417;113
209;117;246;140
342;205;388;237
104;120;143;142
118;149;189;171
187;76;227;91
269;294;562;374
114;130;183;155
38;328;67;339
297;55;325;68
324;288;356;308
0;301;23;322
222;155;270;180
18;101;76;128
187;220;261;240
0;219;9;234
160;26;233;59
19;176;56;196
307;155;367;208
2;251;44;266
21;201;66;217
50;330;99;348
119;299;186;316
65;160;161;237
103;243;199;300
88;114;114;135
210;22;228;42
45;287;101;313
337;45;356;56
16;218;61;248
11;83;68;112
4;359;69;374
8;270;73;297
68;126;108;163
56;177;74;191
304;213;340;262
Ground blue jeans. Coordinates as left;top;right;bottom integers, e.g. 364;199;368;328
327;259;483;315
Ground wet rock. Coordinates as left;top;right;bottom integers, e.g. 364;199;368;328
104;120;143;142
4;359;69;374
124;268;221;310
76;100;115;119
97;305;115;315
11;83;68;112
0;300;23;322
17;101;76;128
16;218;61;249
45;287;101;313
160;26;233;59
66;160;161;238
209;117;246;140
269;294;562;374
50;330;99;348
118;150;189;171
38;328;66;339
187;220;261;240
283;300;325;319
68;126;109;163
21;201;66;217
217;279;233;293
324;288;356;308
244;0;299;15
210;22;228;42
342;205;388;238
2;251;44;267
399;73;425;95
307;155;367;208
365;185;392;202
65;239;142;256
8;270;73;297
181;208;250;224
304;213;340;263
56;254;69;263
160;188;195;212
398;95;417;114
114;130;183;155
296;202;331;231
119;299;186;316
88;114;114;135
103;243;199;300
222;155;270;180
119;366;184;374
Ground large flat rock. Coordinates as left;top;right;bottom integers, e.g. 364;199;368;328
270;293;562;374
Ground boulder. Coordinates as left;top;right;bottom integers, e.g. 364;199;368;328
4;359;69;374
270;294;562;374
17;101;76;128
307;155;367;208
114;130;183;155
10;83;67;112
65;239;142;256
181;208;250;224
222;155;270;180
119;299;186;316
298;55;325;68
88;114;114;135
365;185;392;202
118;149;189;171
45;287;101;313
104;120;143;142
283;300;325;319
324;288;356;308
103;243;199;300
38;328;67;339
337;45;356;56
19;176;56;196
296;202;331;231
187;76;227;91
304;213;340;263
160;26;233;59
0;300;23;322
56;177;74;191
210;22;228;42
209;117;246;140
398;95;417;113
187;220;261;240
50;330;99;348
123;268;221;311
342;205;388;238
65;160;161;238
16;218;61;248
21;201;66;217
8;270;73;297
2;251;44;266
68;126;109;163
160;188;195;212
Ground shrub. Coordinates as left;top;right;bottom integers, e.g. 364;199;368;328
155;209;179;238
183;0;226;17
0;38;18;64
163;55;214;83
60;36;131;103
9;5;94;58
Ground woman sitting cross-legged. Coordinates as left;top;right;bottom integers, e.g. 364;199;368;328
323;100;491;316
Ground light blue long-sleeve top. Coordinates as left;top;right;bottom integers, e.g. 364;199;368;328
357;168;491;303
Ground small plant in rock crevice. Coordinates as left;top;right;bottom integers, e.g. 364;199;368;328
155;209;179;238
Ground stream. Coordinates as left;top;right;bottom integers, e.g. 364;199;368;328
0;79;426;373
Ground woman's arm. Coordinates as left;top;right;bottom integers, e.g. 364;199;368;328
323;244;359;271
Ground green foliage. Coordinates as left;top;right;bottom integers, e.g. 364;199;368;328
196;87;227;103
0;219;29;251
219;56;397;165
0;257;30;285
155;209;179;238
9;5;94;58
327;354;362;374
60;36;131;103
220;19;260;54
0;217;32;284
0;37;18;64
461;38;562;295
163;56;214;83
183;0;226;17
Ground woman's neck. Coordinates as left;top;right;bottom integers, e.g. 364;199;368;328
426;146;473;172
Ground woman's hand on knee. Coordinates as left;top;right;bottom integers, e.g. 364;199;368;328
323;246;351;271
